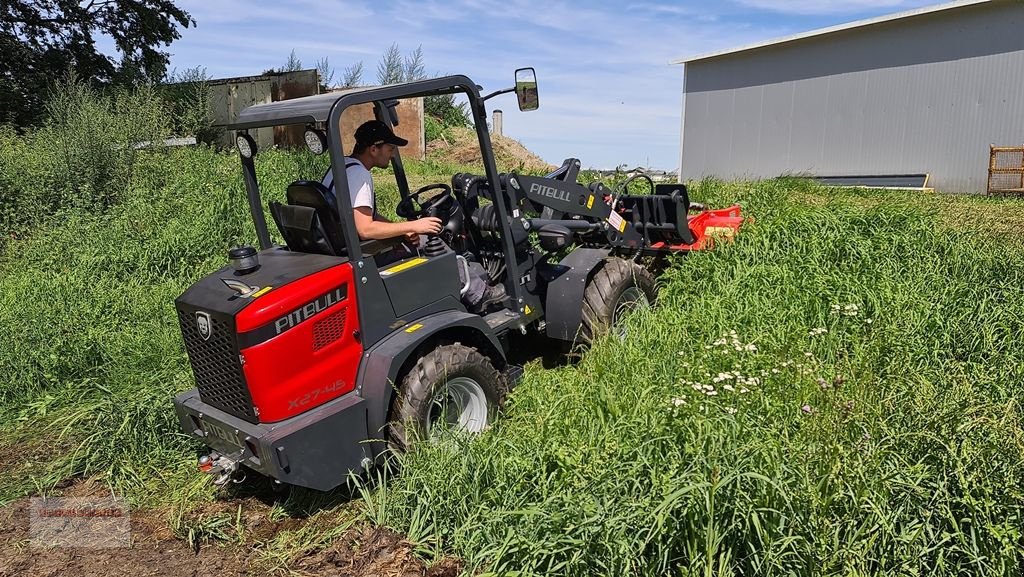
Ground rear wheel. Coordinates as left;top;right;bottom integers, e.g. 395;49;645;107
388;343;505;451
579;258;657;345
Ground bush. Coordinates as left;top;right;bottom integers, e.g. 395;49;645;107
0;76;172;239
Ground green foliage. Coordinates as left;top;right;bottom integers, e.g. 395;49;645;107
425;94;471;130
0;76;173;239
424;115;444;143
0;0;193;127
2;100;1024;575
366;181;1024;576
340;61;364;88
161;67;219;143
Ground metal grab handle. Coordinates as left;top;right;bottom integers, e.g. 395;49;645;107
455;255;472;297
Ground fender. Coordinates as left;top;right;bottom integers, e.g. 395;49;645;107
355;309;506;457
540;247;611;342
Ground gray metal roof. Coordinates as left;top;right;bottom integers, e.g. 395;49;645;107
672;0;992;64
225;76;478;129
228;85;396;128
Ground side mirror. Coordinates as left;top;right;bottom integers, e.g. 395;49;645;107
515;68;539;112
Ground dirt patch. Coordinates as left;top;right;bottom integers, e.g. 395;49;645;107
295;526;461;577
0;479;462;577
428;126;555;173
0;491;248;577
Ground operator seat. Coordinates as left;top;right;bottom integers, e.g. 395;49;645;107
268;180;347;257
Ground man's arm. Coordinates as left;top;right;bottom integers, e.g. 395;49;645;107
353;207;441;240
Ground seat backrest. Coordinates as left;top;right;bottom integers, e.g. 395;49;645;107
267;180;348;256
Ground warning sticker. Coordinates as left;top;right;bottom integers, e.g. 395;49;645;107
607;211;627;233
704;226;736;238
586;195;594;209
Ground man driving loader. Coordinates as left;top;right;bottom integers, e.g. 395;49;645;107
323;120;506;313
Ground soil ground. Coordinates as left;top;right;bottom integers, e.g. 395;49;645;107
0;479;459;577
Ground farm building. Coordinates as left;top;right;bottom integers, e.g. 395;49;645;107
675;0;1024;193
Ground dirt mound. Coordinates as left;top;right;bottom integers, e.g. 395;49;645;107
427;126;555;173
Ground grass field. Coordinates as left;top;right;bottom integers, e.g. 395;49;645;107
2;91;1024;574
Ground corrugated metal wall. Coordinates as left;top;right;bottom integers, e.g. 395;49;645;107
208;70;319;149
680;1;1024;192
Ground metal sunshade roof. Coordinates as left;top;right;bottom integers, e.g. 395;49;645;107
224;76;476;129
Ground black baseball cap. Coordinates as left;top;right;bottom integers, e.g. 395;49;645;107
354;120;408;147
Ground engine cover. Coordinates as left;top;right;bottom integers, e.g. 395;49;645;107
176;250;362;424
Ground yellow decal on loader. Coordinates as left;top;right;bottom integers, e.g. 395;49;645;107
252;286;273;298
586;195;594;209
524;305;533;315
404;323;424;333
380;257;428;277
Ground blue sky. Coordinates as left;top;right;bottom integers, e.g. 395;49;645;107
157;0;939;170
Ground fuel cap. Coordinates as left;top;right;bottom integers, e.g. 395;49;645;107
229;246;259;274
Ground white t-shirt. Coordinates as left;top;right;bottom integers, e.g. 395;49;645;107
322;157;374;213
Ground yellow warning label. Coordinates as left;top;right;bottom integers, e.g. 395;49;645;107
524;305;533;315
705;226;736;238
404;323;424;333
380;257;428;277
251;286;273;298
586;195;594;209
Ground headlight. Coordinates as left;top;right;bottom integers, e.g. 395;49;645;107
304;128;327;155
236;134;256;159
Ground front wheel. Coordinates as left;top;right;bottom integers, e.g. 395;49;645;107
388;343;505;451
579;258;657;345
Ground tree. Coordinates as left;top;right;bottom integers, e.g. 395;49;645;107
283;49;303;72
315;56;334;90
340;61;363;88
376;43;404;85
0;0;194;127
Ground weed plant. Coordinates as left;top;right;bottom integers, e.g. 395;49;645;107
369;179;1024;576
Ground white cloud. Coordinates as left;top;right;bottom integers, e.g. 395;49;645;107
158;0;929;169
731;0;935;16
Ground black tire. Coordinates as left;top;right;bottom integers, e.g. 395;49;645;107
388;343;505;451
579;258;657;345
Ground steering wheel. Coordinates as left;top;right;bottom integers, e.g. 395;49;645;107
397;183;456;225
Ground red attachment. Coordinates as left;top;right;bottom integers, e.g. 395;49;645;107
235;263;363;423
649;205;745;252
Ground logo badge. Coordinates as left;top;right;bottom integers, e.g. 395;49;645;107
196;311;212;341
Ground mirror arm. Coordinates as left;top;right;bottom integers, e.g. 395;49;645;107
482;86;515;101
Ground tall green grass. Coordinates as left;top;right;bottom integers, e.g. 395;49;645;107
367;179;1024;576
2;80;1024;575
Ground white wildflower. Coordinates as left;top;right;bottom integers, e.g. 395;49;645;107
705;390;719;396
672;398;687;407
725;407;738;415
723;384;735;392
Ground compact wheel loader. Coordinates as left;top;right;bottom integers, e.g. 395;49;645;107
173;69;743;490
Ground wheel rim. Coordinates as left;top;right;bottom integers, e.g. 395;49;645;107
427;376;489;438
612;286;650;339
